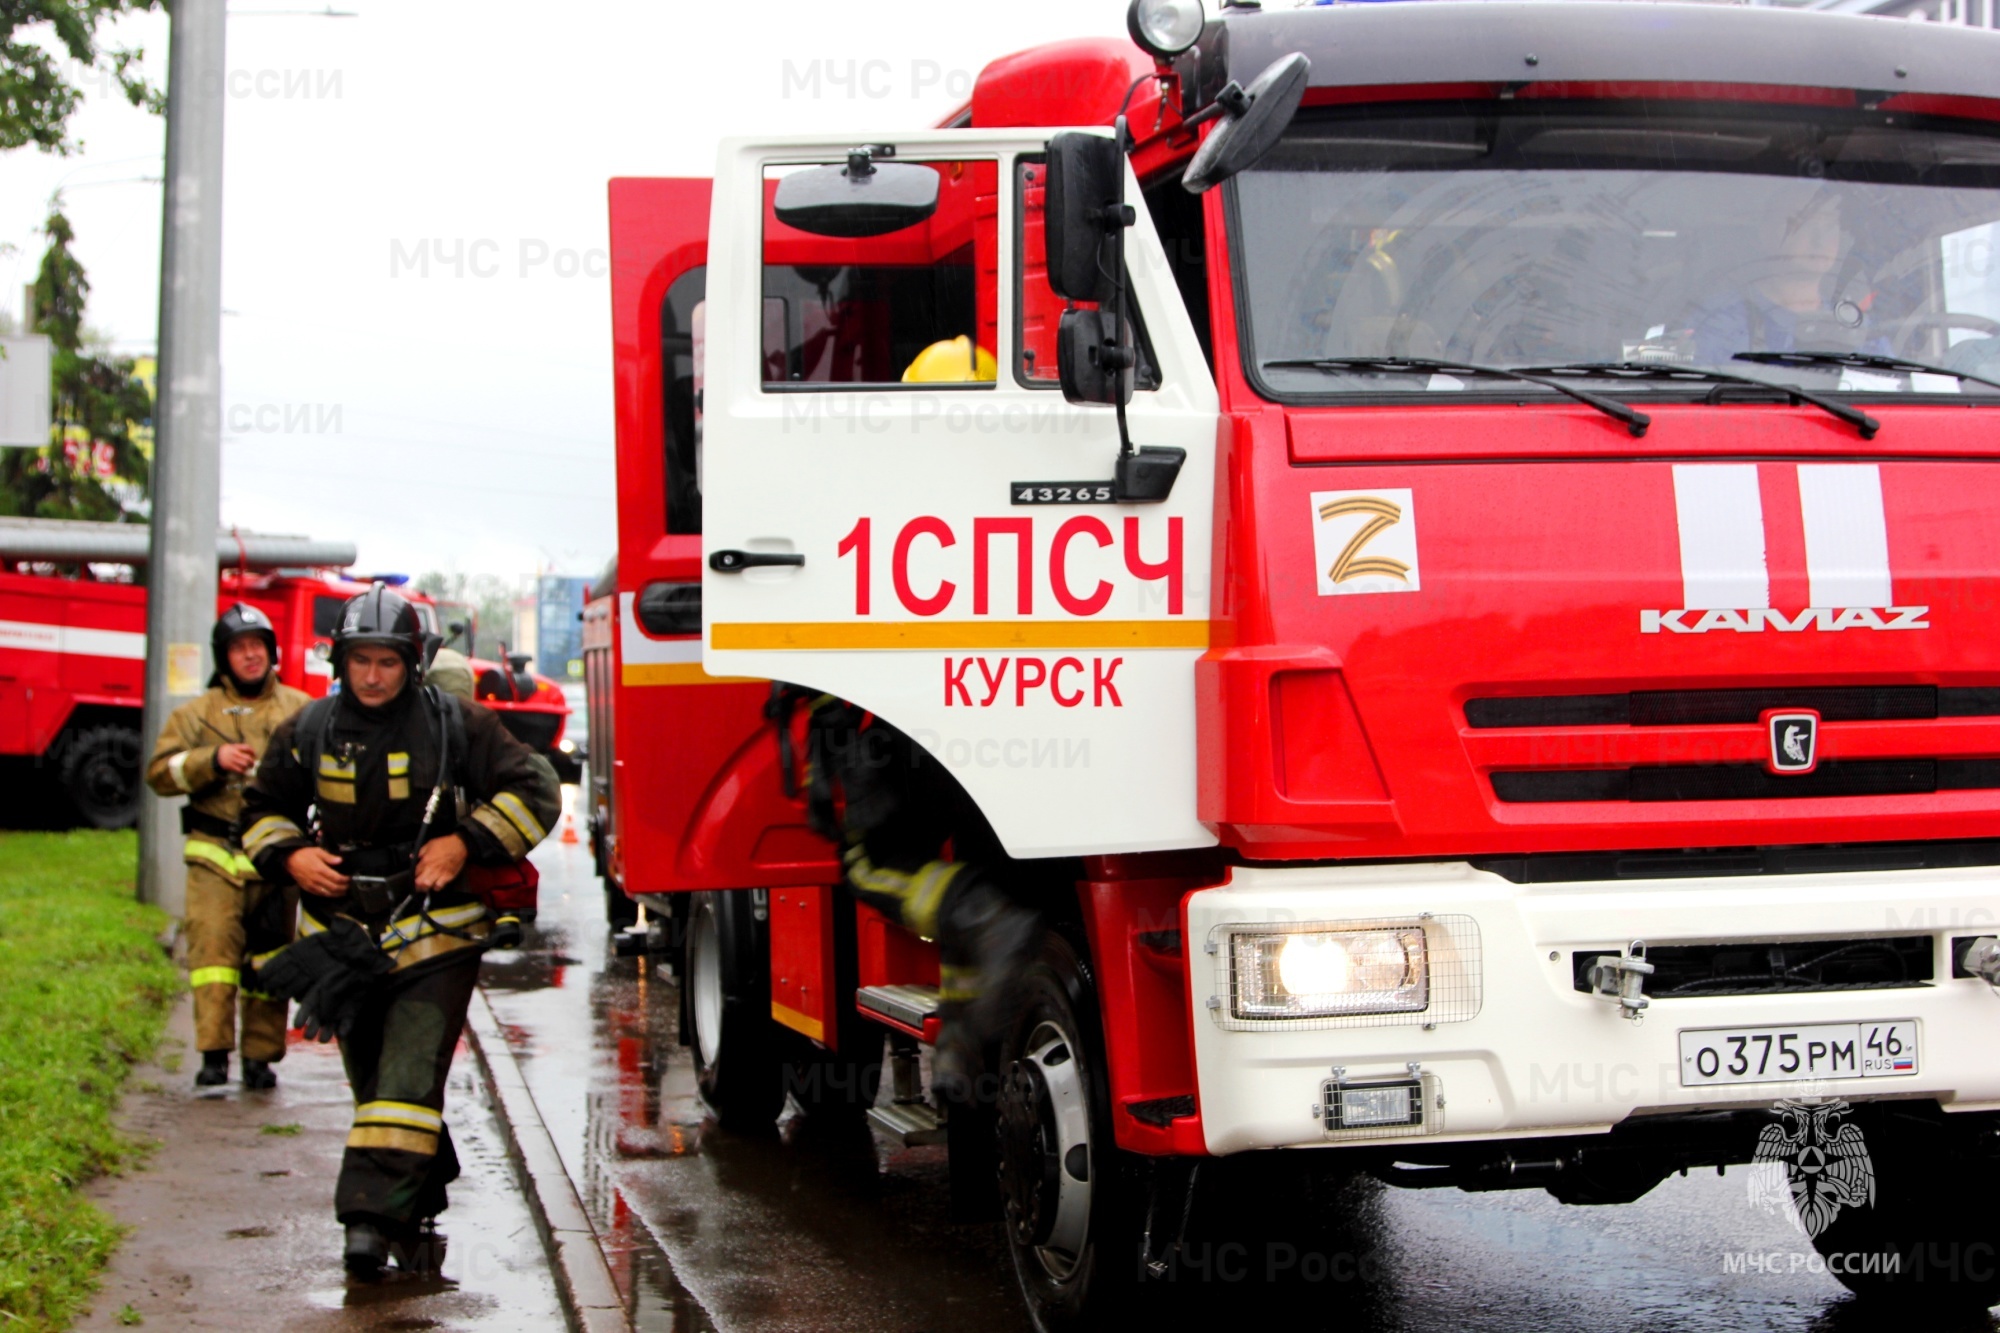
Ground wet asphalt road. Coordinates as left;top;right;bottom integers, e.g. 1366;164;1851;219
486;829;2000;1333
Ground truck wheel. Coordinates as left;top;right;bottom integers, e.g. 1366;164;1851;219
998;931;1143;1331
684;890;784;1131
61;724;142;830
1808;1103;2000;1308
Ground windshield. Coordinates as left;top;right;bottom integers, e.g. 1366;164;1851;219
1234;104;2000;400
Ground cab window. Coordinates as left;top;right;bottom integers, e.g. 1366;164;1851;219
760;159;998;388
662;268;705;535
313;596;345;638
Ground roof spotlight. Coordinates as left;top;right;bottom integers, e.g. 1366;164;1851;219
1128;0;1205;60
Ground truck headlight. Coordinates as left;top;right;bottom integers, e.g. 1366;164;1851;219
1230;925;1428;1019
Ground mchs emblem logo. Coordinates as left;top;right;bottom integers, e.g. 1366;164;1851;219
1764;709;1819;776
1748;1100;1875;1239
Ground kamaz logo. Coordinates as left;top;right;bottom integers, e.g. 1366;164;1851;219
1782;726;1810;766
1641;607;1930;634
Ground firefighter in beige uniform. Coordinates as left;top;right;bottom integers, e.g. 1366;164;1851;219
145;603;311;1089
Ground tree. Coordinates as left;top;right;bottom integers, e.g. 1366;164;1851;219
0;199;154;520
2;0;165;154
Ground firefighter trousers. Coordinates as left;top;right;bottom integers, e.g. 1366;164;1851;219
184;856;294;1060
334;947;481;1227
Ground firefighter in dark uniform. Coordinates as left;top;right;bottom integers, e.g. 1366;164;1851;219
786;692;1040;1091
238;584;558;1278
145;604;311;1089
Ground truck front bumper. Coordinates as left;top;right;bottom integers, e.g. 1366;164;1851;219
1184;860;2000;1155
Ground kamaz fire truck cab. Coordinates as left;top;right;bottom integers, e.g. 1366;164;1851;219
603;1;2000;1320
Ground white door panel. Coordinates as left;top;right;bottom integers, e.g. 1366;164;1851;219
703;130;1217;857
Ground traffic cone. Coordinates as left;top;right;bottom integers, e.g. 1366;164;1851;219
562;812;579;845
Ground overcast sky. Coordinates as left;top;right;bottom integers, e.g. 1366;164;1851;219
0;0;1137;580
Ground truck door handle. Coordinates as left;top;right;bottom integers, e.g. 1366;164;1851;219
709;550;805;573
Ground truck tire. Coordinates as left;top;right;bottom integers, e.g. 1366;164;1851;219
1808;1102;2000;1308
60;724;142;830
684;890;785;1131
998;930;1146;1331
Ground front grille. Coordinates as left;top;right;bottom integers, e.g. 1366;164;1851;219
1571;936;1934;998
1467;685;2000;729
1474;838;2000;883
1494;758;2000;803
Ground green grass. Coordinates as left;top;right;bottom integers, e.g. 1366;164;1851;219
258;1123;300;1137
0;831;175;1332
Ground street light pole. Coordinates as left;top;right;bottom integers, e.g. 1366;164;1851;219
139;0;228;913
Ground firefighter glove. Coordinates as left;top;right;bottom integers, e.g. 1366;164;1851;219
250;918;393;1043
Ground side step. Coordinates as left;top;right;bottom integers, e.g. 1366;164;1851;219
867;1100;946;1147
855;983;939;1032
857;985;946;1147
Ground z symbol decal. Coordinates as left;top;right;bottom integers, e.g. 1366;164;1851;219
1310;489;1420;597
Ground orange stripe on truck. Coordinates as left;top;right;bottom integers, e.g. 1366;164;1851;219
621;662;764;686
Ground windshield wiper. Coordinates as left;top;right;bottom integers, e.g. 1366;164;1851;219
1264;356;1650;437
1735;350;2000;396
1523;361;1879;440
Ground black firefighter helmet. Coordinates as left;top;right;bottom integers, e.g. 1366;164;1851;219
331;583;437;682
211;602;279;684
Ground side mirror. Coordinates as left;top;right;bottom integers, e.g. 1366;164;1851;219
1057;309;1132;407
1182;52;1311;194
1042;122;1186;503
1045;132;1123;303
773;149;939;238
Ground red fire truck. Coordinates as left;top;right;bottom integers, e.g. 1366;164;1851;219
595;1;2000;1319
1;521;572;828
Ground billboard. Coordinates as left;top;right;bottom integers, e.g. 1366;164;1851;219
0;335;52;448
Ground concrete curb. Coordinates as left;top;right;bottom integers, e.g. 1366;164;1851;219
465;986;630;1333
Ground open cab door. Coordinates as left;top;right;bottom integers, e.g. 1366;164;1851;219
701;131;1219;857
608;176;840;893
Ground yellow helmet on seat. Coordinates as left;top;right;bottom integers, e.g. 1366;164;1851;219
901;335;997;383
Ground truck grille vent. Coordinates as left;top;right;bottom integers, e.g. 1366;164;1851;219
1494;759;2000;803
1474;838;2000;883
1570;936;1934;998
1467;686;2000;729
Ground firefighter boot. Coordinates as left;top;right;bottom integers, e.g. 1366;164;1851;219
930;876;1041;1097
195;1050;229;1088
241;1059;277;1090
391;1218;448;1276
931;994;983;1101
940;876;1041;1044
343;1219;391;1279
